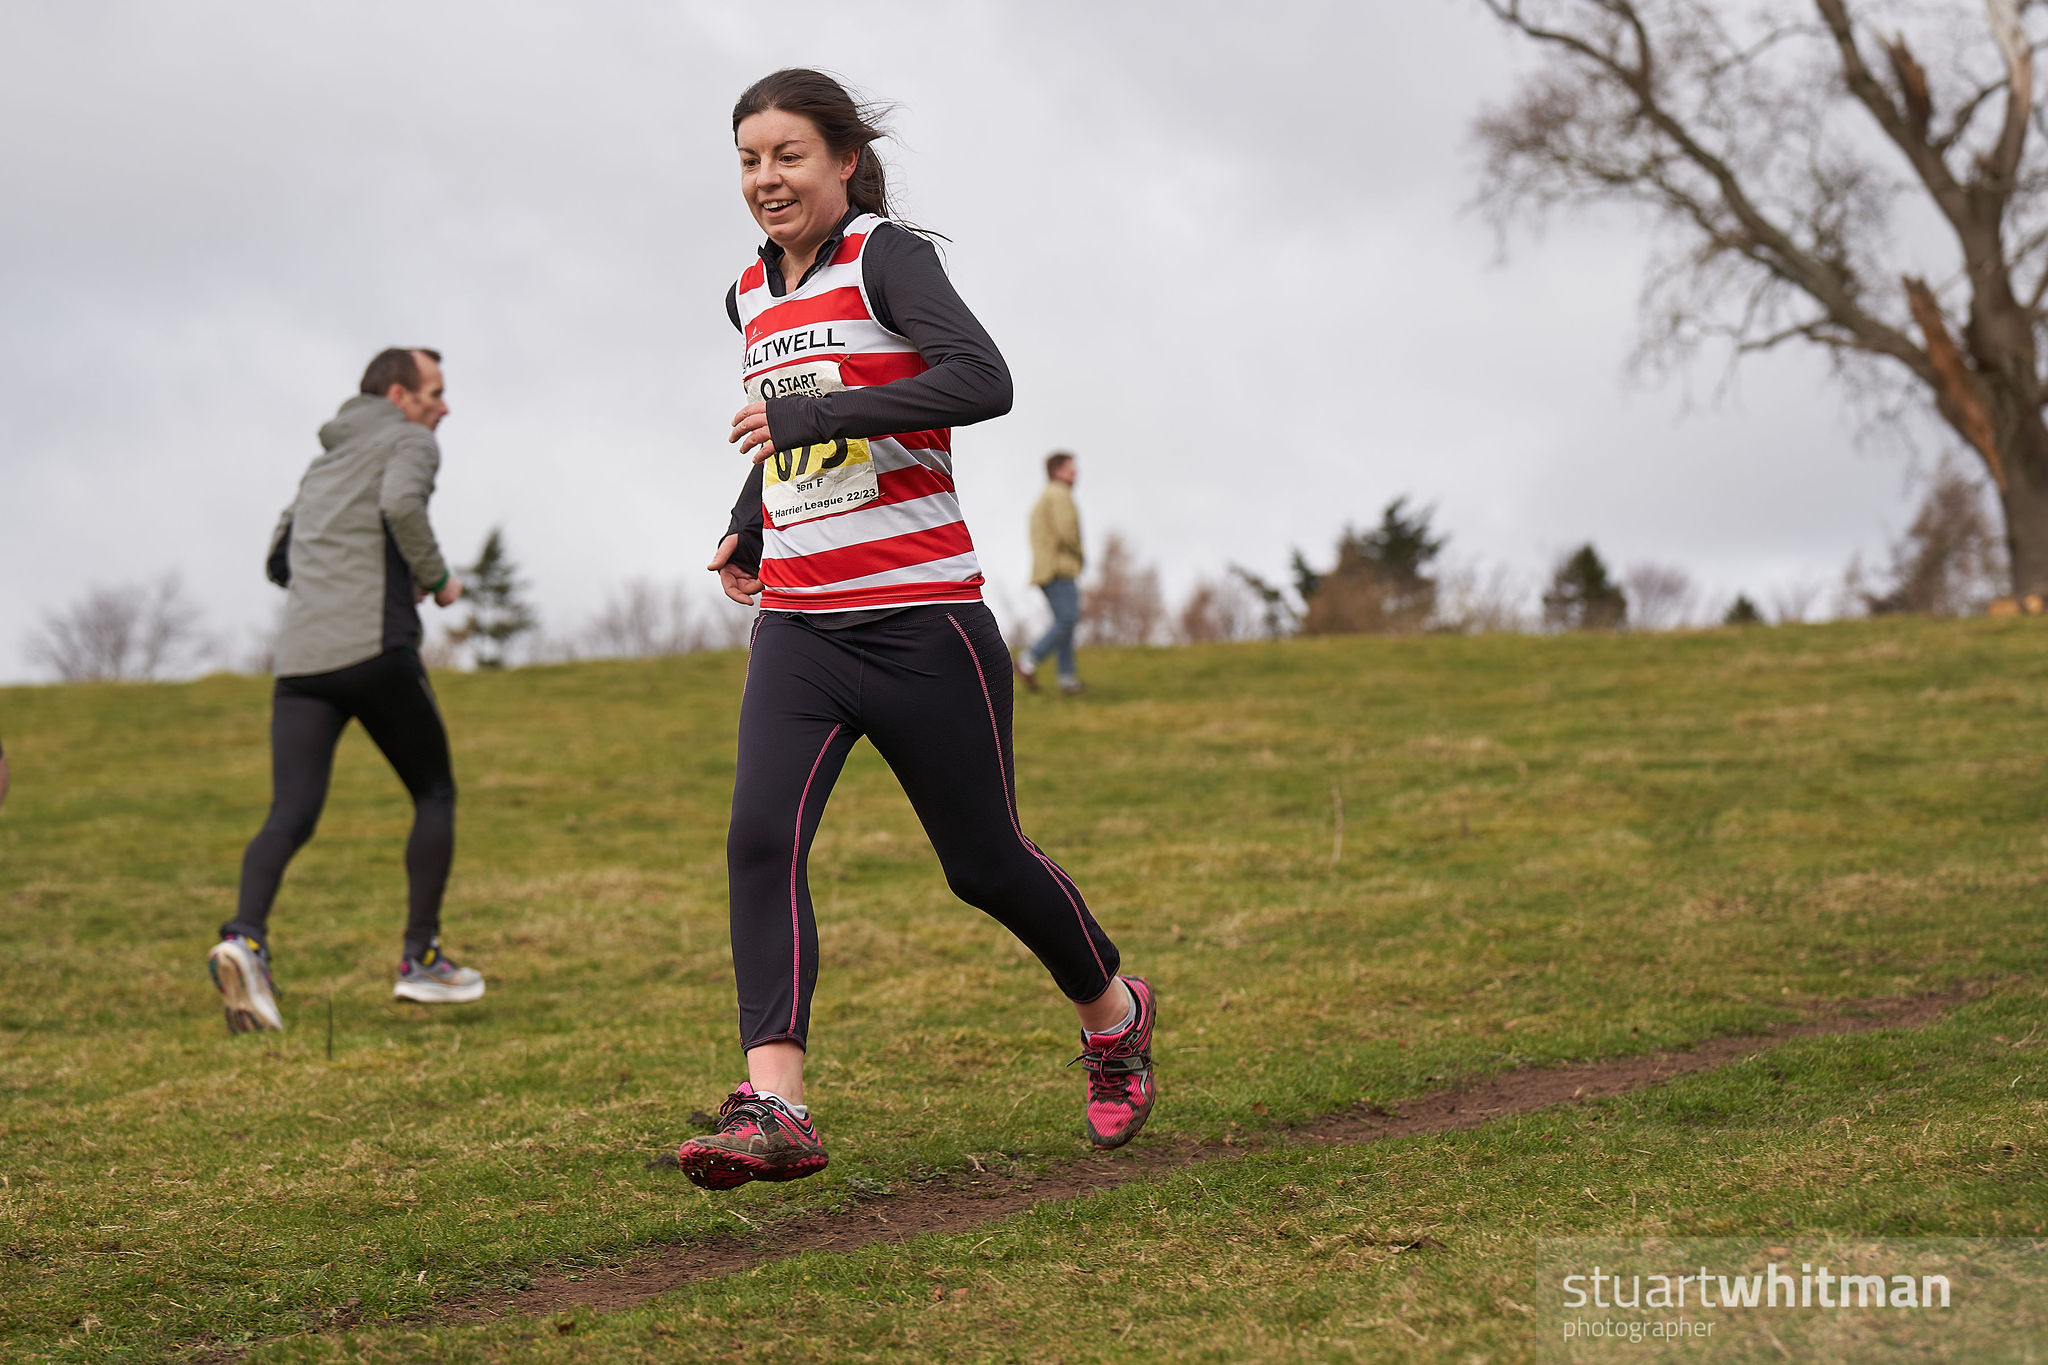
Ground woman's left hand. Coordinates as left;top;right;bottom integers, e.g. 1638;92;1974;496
730;402;777;463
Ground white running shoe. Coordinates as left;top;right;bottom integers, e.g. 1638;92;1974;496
393;939;485;1004
208;933;284;1033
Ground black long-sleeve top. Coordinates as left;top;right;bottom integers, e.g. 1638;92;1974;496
719;209;1012;578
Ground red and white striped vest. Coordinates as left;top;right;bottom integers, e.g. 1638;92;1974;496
735;214;984;613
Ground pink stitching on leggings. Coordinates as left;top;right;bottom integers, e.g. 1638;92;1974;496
790;724;842;1035
1029;834;1089;905
944;614;1110;986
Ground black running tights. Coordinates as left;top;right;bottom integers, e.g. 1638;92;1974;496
227;647;456;954
727;603;1120;1051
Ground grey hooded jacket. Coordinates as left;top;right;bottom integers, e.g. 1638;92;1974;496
266;395;451;677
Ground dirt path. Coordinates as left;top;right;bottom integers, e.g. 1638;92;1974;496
444;992;1956;1324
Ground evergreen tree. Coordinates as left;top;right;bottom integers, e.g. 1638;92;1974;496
1298;497;1448;635
456;527;537;669
1229;564;1299;640
1288;550;1323;605
1723;593;1763;626
1355;496;1447;596
1542;544;1627;631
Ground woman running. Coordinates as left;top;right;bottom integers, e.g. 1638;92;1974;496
681;69;1156;1190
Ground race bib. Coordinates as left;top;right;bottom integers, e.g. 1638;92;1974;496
748;361;880;527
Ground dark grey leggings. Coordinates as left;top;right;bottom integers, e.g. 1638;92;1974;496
226;648;455;956
727;603;1119;1051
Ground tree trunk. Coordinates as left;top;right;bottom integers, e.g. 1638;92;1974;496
1959;279;2048;598
1914;259;2048;597
1995;409;2048;597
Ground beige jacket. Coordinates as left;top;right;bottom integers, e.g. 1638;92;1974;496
1028;481;1083;586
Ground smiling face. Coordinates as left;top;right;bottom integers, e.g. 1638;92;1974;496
737;108;858;266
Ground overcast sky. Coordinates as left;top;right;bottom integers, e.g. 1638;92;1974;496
0;1;1943;682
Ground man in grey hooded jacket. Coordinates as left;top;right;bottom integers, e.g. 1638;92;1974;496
208;347;485;1033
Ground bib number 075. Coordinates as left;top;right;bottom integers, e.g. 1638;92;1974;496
748;359;882;527
772;438;855;483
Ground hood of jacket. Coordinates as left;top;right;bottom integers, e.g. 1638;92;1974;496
319;394;407;451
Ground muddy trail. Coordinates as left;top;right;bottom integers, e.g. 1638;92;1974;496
438;992;1956;1325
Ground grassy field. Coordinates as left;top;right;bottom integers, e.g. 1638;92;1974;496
2;618;2046;1362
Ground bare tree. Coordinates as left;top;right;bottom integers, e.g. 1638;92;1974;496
419;630;464;671
25;588;142;682
1477;0;2048;595
23;574;212;682
583;579;703;658
702;597;756;651
1768;576;1828;624
1173;575;1262;643
1834;551;1878;618
1623;561;1698;629
1861;455;2008;613
1435;559;1536;632
1227;565;1301;639
242;604;286;675
1080;533;1166;646
138;576;207;676
576;579;755;659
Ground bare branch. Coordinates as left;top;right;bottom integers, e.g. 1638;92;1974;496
1904;275;2008;488
1935;73;2013;154
1813;0;1971;222
1734;316;1837;354
1883;35;1933;139
1483;0;1935;384
2026;247;2048;313
1987;0;2035;184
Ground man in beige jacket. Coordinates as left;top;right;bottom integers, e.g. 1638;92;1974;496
1018;451;1085;694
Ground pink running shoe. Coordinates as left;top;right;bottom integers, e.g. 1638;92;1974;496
676;1083;829;1190
1076;975;1157;1149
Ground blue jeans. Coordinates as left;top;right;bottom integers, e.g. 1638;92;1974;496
1030;576;1081;681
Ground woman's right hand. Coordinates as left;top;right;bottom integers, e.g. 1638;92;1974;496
708;534;762;606
730;402;778;463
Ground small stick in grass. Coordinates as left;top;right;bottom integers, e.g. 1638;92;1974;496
1330;782;1344;867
